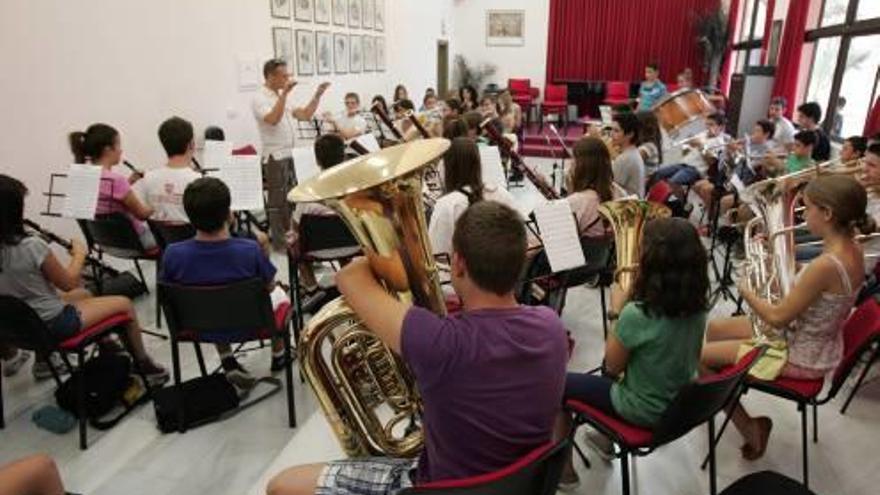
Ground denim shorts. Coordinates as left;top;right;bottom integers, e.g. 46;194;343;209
653;164;702;186
47;305;83;341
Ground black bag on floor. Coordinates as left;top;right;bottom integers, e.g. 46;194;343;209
55;353;143;429
153;374;240;433
84;271;148;299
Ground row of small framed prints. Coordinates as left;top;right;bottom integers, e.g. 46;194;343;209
271;0;385;31
274;28;385;76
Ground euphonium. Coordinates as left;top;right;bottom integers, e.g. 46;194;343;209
288;139;451;457
598;199;671;294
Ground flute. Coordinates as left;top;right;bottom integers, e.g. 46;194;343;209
480;118;560;200
23;219;120;276
371;102;404;141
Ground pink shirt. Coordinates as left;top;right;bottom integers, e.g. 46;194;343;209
96;169;145;234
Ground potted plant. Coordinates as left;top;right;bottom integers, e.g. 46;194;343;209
695;7;730;90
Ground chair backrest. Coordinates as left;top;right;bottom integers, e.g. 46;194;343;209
298;214;360;256
651;347;763;446
646;180;673;204
78;212;146;258
830;298;880;397
148;220;196;250
544;84;568;102
0;295;57;353
400;438;569;495
607;81;630;98
158;278;276;341
508;79;531;95
232;144;258;156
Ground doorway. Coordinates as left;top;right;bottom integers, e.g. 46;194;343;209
437;40;449;98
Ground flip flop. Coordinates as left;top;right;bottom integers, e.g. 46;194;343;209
741;416;773;461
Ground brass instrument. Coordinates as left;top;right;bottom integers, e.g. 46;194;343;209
288;139;450;457
598;199;671;293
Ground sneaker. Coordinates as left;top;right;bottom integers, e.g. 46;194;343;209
582;428;615;463
270;352;295;373
2;349;32;377
135;358;169;387
222;356;257;398
32;354;70;381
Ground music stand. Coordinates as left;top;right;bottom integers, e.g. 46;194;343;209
548;124;571;194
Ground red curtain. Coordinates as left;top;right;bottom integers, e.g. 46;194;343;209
546;0;721;86
770;0;811;118
865;97;880;137
720;0;742;95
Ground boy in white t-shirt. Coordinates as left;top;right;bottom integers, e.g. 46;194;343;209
134;116;201;223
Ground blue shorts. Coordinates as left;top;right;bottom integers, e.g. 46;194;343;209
652;164;702;186
47;305;82;341
564;373;617;418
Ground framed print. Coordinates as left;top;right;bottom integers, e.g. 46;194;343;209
315;0;330;23
362;35;375;72
294;0;313;21
486;10;524;46
333;33;349;74
316;31;332;74
296;29;315;76
374;0;384;31
272;27;294;71
271;0;291;19
375;36;385;71
349;34;363;73
362;0;374;29
348;0;361;28
333;0;346;25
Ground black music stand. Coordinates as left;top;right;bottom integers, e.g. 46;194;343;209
548;124;571;195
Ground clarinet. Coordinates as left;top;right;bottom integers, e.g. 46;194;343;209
349;140;370;155
403;110;431;139
122;160;144;175
371;102;404;141
479;118;560;200
23;219;120;276
191;156;206;175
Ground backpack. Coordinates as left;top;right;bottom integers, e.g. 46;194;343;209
55;353;146;429
153;374;240;433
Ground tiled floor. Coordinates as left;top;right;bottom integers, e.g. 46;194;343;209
1;158;879;495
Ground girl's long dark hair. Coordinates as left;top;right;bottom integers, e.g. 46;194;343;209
0;175;28;272
443;137;484;203
636;111;663;164
69;123;119;163
570;137;614;202
631;217;709;318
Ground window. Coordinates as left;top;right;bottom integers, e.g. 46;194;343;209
821;0;849;27
732;0;769;72
806;37;842;112
835;34;880;138
858;1;880;21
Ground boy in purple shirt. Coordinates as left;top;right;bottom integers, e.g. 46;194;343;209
267;201;569;495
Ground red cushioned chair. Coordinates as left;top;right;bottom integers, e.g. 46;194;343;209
508;78;536;127
540;84;568;131
566;348;763;495
666;83;680;95
0;295;139;449
603;81;632;107
158;278;296;430
707;298;880;490
399;437;569;495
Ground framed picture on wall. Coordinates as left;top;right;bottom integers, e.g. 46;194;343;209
767;20;783;67
486;10;525;46
316;31;332;74
375;0;385;31
296;29;316;76
333;0;346;26
272;27;294;70
271;0;291;19
350;34;363;73
375;37;385;71
348;0;361;28
315;0;330;24
334;33;349;74
363;35;375;72
362;0;374;30
294;0;313;21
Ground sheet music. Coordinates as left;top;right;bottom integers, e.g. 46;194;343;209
533;200;586;273
291;146;321;182
217;155;264;211
599;105;613;125
203;139;233;170
479;145;508;193
61;164;101;219
354;133;381;153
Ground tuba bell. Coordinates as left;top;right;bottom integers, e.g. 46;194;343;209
288;139;450;458
598;199;671;294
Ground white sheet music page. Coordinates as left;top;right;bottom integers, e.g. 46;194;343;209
478;146;506;189
61;164;101;219
354;133;381;153
218;155;264;211
533;200;586;273
203;139;233;170
291;146;320;182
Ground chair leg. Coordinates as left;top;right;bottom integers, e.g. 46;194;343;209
800;402;809;489
193;343;207;377
708;418;717;495
284;330;296;428
170;336;185;433
133;259;149;294
620;450;631;495
599;285;608;340
701;389;741;470
0;369;5;429
77;350;87;450
840;347;878;414
812;402;818;443
155;268;162;329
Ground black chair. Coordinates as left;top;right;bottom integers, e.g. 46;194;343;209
0;296;138;449
147;220;196;328
398;437;569;495
158;278;296;429
287;214;361;343
720;471;817;495
566;347;763;495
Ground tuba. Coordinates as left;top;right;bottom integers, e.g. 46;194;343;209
288;139;450;458
598;199;671;294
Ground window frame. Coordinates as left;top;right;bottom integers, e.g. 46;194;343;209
732;0;769;73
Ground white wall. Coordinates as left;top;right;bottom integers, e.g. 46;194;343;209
451;0;549;93
0;0;452;236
